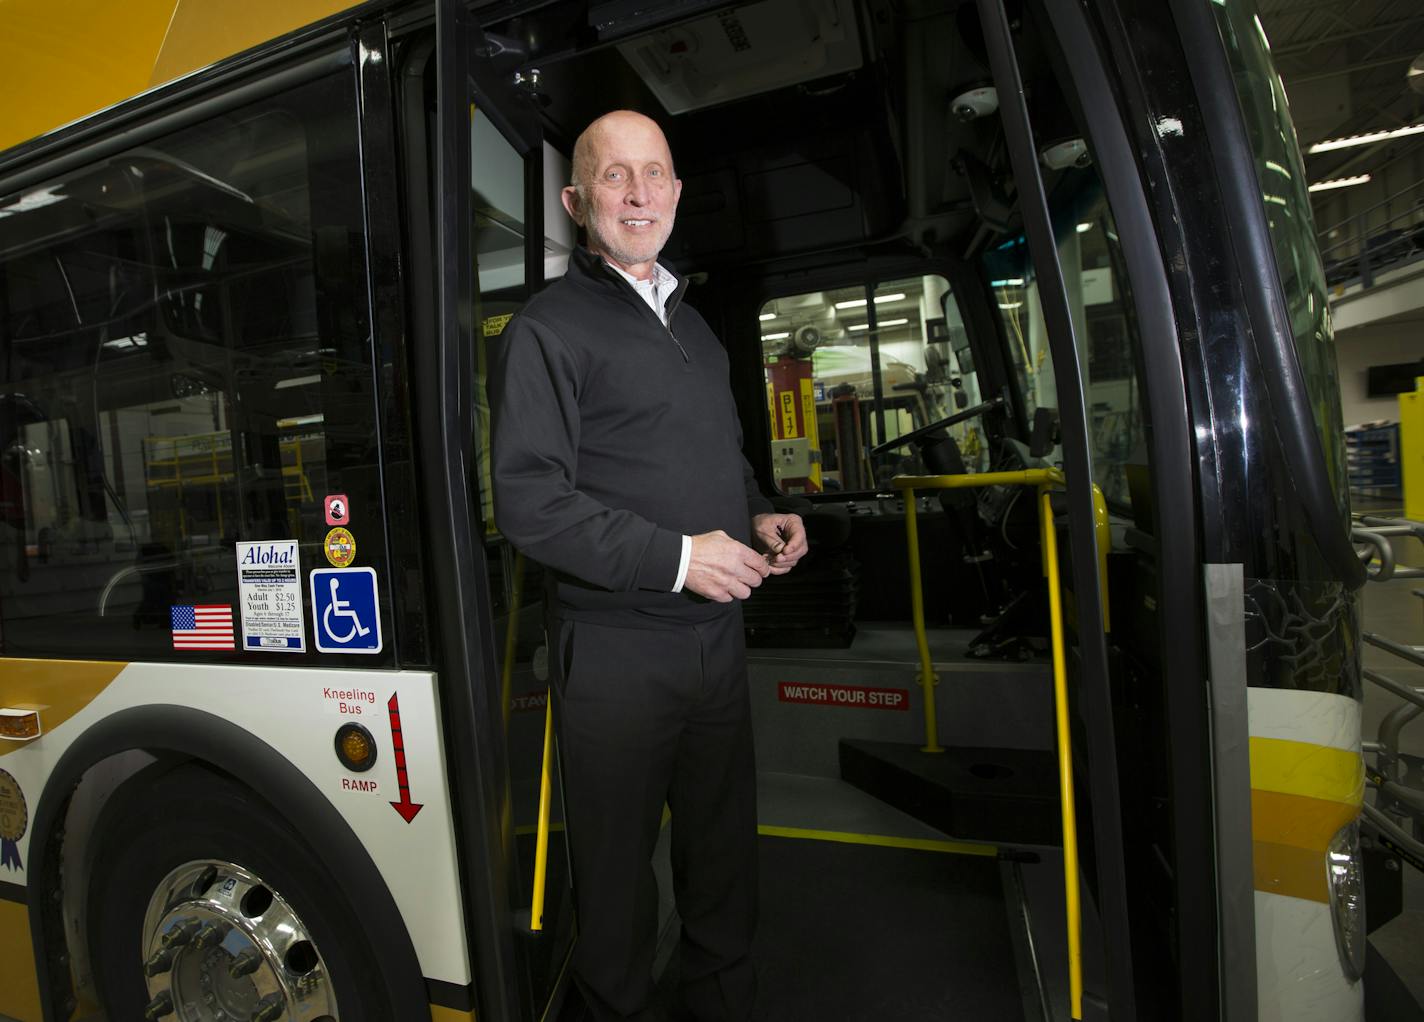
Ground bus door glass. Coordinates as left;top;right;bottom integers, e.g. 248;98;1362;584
981;183;1147;510
428;31;578;1014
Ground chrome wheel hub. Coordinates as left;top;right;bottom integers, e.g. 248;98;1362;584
140;859;338;1022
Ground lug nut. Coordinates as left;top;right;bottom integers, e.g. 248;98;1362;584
192;923;228;950
144;946;179;977
143;991;175;1019
250;993;286;1021
161;917;202;947
229;948;264;979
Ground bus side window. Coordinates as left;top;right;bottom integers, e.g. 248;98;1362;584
0;72;388;662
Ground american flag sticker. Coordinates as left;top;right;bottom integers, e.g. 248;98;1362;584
171;605;235;650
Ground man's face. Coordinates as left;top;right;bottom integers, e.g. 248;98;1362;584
563;115;682;276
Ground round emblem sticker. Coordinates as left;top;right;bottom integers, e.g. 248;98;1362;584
0;768;28;870
324;528;356;568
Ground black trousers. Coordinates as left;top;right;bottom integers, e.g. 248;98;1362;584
552;607;758;1022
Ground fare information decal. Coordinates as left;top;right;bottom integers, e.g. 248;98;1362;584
777;682;910;711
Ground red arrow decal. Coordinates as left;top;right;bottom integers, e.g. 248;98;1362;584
387;693;424;823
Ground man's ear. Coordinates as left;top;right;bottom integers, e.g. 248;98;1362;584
561;185;584;225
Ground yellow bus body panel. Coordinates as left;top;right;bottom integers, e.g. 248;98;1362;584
431;1006;477;1022
0;0;362;157
0;899;42;1021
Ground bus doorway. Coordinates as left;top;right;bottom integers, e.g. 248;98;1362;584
444;0;1144;1018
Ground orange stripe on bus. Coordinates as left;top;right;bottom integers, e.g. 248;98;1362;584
0;658;126;758
1251;788;1359;904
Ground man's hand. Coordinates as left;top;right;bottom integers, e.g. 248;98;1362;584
684;531;772;603
751;513;808;575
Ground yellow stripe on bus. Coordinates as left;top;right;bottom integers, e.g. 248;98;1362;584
1248;736;1363;806
431;1006;476;1022
0;0;362;155
0;899;42;1021
0;658;127;758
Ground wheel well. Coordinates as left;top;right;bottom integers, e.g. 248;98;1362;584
29;704;429;1021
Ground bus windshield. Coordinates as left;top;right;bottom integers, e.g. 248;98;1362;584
1211;0;1349;517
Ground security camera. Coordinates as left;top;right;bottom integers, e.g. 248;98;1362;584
950;86;998;121
1039;138;1092;171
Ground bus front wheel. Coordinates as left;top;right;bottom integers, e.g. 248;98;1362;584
87;763;395;1022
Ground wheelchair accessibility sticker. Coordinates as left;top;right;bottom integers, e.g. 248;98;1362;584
310;567;383;654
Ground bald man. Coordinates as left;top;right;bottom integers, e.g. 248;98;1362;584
490;111;807;1021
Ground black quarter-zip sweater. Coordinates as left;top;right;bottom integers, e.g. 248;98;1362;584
490;246;772;625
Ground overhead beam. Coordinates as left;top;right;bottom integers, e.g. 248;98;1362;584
1283;52;1417;84
1272;16;1424;57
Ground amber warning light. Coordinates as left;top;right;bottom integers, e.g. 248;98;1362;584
334;722;377;772
0;708;42;741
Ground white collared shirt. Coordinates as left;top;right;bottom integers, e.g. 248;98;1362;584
604;259;694;593
604;260;679;326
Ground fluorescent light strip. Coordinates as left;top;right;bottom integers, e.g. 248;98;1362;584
833;293;907;310
758;312;777;321
1308;123;1424;154
762;332;790;341
991;278;1025;287
1076;222;1093;233
847;318;910;331
1308;174;1371;192
275;374;322;390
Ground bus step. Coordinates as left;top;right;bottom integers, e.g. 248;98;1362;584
838;738;1061;848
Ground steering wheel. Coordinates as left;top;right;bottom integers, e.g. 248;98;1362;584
869;392;1006;457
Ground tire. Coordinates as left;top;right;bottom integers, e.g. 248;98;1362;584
87;762;398;1021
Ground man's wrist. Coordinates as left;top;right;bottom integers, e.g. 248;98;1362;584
671;535;692;593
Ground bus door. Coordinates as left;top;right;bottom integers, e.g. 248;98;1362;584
419;2;576;1019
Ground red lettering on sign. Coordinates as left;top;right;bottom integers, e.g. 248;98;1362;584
777;682;909;711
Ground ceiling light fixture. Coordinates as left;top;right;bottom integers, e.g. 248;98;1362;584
834;293;907;310
758;312;777;321
1308;174;1371;192
1308;124;1424;154
762;332;790;341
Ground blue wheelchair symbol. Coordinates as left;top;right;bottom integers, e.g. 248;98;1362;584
311;567;383;654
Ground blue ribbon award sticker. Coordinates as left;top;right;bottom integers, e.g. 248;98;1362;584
0;768;27;871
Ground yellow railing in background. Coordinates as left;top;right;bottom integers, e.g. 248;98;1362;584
892;468;1107;1021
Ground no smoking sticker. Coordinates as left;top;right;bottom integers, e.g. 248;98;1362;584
324;494;350;527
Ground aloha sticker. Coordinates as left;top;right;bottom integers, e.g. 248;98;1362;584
0;769;27;870
324;527;357;568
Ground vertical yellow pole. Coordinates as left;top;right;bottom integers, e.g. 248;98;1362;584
530;693;554;931
1040;488;1083;1020
903;491;943;753
1091;484;1110;633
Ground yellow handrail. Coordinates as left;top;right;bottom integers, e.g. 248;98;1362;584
529;692;555;932
892;466;1097;1021
1040;489;1083;1019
